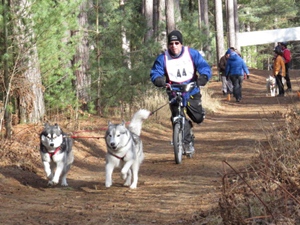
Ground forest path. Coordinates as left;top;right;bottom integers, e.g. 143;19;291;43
0;69;299;224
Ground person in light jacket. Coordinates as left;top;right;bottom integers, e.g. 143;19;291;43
273;46;286;96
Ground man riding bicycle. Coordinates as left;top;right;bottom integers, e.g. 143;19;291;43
150;30;211;154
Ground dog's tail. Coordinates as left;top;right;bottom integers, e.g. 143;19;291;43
128;109;151;136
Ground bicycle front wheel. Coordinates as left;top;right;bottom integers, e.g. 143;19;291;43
173;122;183;164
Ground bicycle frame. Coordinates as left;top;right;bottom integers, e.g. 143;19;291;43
167;82;196;164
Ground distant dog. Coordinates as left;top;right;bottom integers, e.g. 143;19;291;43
105;109;150;189
40;123;74;186
266;75;278;97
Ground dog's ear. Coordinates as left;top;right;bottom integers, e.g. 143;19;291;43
53;123;63;134
121;120;126;126
44;122;49;128
108;121;112;126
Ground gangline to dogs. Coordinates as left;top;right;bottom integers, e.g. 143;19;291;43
69;103;169;140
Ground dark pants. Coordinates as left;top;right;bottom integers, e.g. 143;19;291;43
275;74;284;95
229;75;244;101
284;63;291;89
169;92;204;143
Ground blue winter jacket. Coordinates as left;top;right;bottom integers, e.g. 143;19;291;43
225;52;249;76
150;47;211;97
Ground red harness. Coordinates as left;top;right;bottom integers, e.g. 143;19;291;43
48;146;61;159
108;151;126;161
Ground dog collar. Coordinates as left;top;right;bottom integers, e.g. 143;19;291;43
48;146;61;159
108;151;126;161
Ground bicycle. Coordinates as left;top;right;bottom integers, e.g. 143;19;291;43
166;82;196;164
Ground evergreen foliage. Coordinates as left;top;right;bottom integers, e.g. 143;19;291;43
238;0;300;68
88;0;161;113
31;0;82;111
1;0;300;120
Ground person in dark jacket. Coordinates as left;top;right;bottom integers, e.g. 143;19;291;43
279;42;292;92
225;49;250;102
150;30;211;154
219;51;233;95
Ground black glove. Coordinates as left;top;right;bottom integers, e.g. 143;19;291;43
197;75;208;86
153;77;165;87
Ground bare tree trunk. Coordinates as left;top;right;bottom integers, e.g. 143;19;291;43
174;0;181;24
73;0;91;111
95;0;102;116
166;0;175;34
158;0;167;49
19;58;45;123
227;0;236;48
233;0;240;51
200;0;211;60
197;0;201;28
215;0;225;80
1;0;11;137
144;0;154;41
153;0;158;38
11;0;45;125
200;0;208;26
120;0;131;70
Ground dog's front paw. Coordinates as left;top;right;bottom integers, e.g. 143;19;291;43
124;180;131;186
129;183;137;189
121;172;127;180
47;174;53;180
61;181;68;187
105;181;112;188
47;180;58;187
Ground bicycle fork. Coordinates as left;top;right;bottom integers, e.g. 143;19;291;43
171;116;186;151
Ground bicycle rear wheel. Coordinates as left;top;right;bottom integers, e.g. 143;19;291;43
173;122;183;164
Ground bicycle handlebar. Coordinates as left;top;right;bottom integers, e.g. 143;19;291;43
165;82;196;92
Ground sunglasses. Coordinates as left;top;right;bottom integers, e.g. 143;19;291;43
169;41;180;46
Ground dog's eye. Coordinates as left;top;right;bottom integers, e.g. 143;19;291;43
47;134;58;139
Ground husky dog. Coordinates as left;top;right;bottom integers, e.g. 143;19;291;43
266;75;278;97
40;123;74;187
105;109;150;189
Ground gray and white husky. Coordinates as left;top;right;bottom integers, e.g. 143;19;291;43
105;109;150;189
40;123;74;187
266;75;278;97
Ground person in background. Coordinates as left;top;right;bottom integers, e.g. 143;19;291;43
279;42;292;92
150;30;211;154
230;46;242;58
273;46;286;96
219;51;233;95
225;48;250;102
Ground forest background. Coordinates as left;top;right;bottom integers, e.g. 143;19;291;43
0;0;300;136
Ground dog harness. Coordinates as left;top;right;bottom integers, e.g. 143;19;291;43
48;146;61;160
108;151;126;161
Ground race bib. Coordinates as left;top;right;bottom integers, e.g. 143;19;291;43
165;47;194;83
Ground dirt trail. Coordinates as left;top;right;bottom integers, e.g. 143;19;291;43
0;69;299;225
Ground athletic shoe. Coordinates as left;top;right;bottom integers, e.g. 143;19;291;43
286;88;292;92
185;142;195;154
